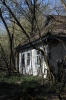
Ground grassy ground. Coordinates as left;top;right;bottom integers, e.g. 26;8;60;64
0;71;66;100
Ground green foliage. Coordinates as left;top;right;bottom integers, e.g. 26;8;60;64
0;71;40;84
0;72;66;100
0;0;49;73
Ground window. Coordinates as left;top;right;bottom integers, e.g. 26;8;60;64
22;53;25;66
27;51;31;65
36;50;40;65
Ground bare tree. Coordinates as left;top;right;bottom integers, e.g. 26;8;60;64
0;44;10;73
60;0;66;9
0;8;15;74
0;0;50;77
0;0;66;100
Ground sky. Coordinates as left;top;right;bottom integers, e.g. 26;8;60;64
0;20;6;34
0;0;66;34
44;0;64;8
43;0;66;15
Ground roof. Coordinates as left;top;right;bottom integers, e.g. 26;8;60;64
46;15;66;37
16;15;66;51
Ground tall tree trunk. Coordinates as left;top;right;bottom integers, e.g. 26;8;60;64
0;9;15;73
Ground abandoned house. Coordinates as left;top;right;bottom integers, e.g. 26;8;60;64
15;15;66;78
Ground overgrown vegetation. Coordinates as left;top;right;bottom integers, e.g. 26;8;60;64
0;71;66;100
0;0;66;100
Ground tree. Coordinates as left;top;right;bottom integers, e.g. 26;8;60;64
60;0;66;9
0;0;50;76
0;0;66;100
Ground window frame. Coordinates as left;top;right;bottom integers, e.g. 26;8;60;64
36;50;40;66
27;51;31;66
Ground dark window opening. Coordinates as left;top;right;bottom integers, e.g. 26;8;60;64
27;52;30;65
36;50;40;65
22;53;25;67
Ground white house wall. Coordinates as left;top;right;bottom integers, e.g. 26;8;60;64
18;49;38;75
16;40;66;78
19;50;32;75
25;51;32;75
18;45;48;78
19;52;22;74
32;49;37;76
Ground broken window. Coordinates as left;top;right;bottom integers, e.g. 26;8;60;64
22;53;25;67
36;50;40;65
27;51;31;65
